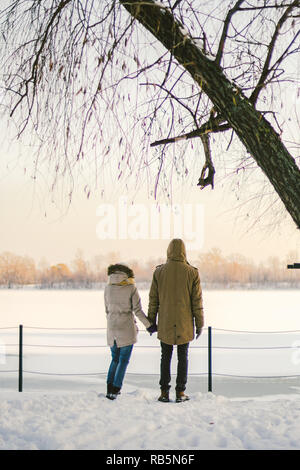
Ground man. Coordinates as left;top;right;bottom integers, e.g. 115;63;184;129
147;238;204;403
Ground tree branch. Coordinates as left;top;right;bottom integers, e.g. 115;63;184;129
150;117;230;147
236;4;299;11
215;0;246;66
141;80;199;124
119;0;300;227
250;0;298;105
172;0;183;9
9;0;72;117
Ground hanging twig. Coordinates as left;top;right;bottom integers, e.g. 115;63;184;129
198;133;215;190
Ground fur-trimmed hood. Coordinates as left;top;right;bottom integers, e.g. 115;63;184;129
107;264;134;278
107;263;135;286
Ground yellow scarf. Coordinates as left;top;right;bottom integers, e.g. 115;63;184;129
117;277;135;286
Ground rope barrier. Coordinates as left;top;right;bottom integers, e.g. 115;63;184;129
2;325;300;392
22;370;208;377
23;370;106;376
212;327;300;334
0;327;19;330
2;325;300;334
16;343;299;350
19;344;207;349
22;344;108;348
212;372;300;379
13;344;300;350
8;370;300;379
22;326;106;331
210;345;300;350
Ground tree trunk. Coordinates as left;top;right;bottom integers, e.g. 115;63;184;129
120;0;300;229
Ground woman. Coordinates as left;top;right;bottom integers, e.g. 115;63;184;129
104;263;157;400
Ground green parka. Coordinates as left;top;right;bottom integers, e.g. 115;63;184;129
148;239;204;345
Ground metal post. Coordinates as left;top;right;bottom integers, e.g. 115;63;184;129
18;324;23;392
208;326;212;393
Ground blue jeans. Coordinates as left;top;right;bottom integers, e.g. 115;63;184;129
107;341;133;389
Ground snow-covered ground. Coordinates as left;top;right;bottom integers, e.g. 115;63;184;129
1;384;300;450
1;333;300;450
1;288;300;450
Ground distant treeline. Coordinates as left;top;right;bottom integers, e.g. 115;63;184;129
1;248;299;289
0;248;299;289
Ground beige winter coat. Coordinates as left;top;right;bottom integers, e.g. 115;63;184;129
104;271;151;347
148;239;204;345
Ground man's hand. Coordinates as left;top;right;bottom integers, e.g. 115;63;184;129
196;328;202;339
147;324;158;336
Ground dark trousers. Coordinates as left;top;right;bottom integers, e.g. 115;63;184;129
159;341;189;392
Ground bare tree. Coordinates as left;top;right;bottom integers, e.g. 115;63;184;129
0;0;299;226
0;251;36;286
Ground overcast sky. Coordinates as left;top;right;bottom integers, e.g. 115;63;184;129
1;137;299;267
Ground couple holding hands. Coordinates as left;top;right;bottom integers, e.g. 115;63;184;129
104;239;204;403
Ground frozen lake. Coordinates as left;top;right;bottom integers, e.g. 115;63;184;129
1;288;300;395
1;287;300;330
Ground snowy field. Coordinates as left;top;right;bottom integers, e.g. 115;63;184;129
1;387;300;450
1;288;300;450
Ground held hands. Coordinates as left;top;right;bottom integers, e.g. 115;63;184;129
196;328;202;339
147;324;158;336
147;324;202;338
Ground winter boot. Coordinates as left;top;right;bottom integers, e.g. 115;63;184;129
106;383;114;399
176;391;190;403
158;389;170;403
107;385;121;400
